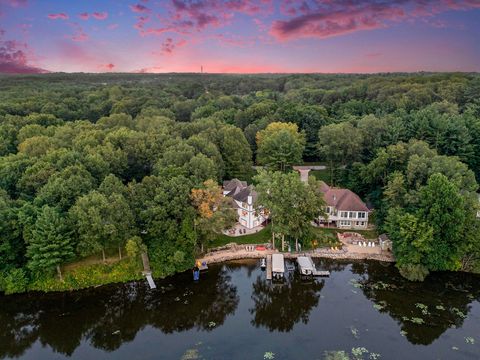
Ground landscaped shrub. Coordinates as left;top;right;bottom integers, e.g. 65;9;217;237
1;268;29;295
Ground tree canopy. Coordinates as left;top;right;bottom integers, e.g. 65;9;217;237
0;72;479;291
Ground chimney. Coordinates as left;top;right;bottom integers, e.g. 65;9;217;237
298;169;310;183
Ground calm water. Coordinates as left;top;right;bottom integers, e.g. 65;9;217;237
1;259;480;360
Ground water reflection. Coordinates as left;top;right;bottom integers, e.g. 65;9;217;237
0;267;239;358
1;260;480;359
351;261;480;345
249;268;325;332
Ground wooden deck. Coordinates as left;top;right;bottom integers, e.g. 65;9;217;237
307;256;330;277
312;270;330;277
266;254;272;280
144;272;156;289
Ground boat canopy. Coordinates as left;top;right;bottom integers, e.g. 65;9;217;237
272;254;285;273
297;256;314;271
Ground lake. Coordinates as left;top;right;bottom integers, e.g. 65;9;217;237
1;259;479;360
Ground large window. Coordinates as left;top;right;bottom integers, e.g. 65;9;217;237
340;211;348;218
349;211;355;218
358;212;366;219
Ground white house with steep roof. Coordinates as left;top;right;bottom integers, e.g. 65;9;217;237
223;179;267;229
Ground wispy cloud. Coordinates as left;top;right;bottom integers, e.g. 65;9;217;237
48;13;69;20
69;23;88;42
129;3;151;13
0;31;48;73
270;0;480;41
92;12;108;20
98;63;115;71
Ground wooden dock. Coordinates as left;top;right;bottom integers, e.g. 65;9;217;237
266;255;272;280
312;269;330;277
144;272;156;289
307;256;330;277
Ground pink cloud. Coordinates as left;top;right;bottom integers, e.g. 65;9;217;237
271;0;480;41
98;63;115;71
0;35;48;73
271;3;405;41
69;23;88;42
79;12;89;20
6;0;28;8
136;0;272;37
129;3;151;13
133;15;150;30
48;13;69;20
159;37;187;54
92;12;108;20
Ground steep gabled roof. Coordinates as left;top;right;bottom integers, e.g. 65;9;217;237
232;185;257;203
319;181;369;212
223;179;247;192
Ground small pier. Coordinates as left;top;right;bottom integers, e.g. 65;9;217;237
144;272;156;289
312;269;330;277
266;254;272;280
304;256;330;277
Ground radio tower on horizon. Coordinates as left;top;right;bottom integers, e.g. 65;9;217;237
201;65;203;74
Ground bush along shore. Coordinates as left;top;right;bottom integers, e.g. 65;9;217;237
1;240;395;295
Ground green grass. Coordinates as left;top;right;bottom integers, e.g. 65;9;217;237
310;170;332;183
312;226;378;240
210;224;272;248
210;224;378;250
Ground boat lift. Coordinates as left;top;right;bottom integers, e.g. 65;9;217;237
297;256;330;277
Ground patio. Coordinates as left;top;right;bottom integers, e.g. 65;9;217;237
338;232;383;255
223;223;266;237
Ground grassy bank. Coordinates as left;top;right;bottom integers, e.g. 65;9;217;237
210;224;378;250
210;224;272;248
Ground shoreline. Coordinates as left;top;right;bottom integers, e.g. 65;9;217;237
198;244;395;266
1;246;393;297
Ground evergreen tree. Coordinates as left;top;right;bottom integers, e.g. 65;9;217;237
26;205;74;280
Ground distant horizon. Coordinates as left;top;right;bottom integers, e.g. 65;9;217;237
1;0;480;74
2;70;479;76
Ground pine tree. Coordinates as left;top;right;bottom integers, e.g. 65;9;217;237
26;205;75;280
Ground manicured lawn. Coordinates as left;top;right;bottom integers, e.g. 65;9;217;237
312;226;378;240
210;224;272;248
310;169;332;183
210;224;378;250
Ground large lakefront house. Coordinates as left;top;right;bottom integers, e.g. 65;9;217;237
223;179;267;229
294;167;371;230
317;181;370;229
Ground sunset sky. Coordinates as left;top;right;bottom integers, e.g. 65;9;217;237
1;0;479;73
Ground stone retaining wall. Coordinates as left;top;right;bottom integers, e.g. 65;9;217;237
200;245;395;265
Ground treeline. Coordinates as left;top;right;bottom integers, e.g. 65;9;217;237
0;111;252;293
0;72;479;289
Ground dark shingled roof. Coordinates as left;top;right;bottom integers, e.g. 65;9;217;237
319;181;369;212
231;185;257;203
223;179;257;204
223;179;247;192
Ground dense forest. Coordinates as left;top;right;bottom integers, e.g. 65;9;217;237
1;72;479;292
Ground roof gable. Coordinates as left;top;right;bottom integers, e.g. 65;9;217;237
320;184;369;212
